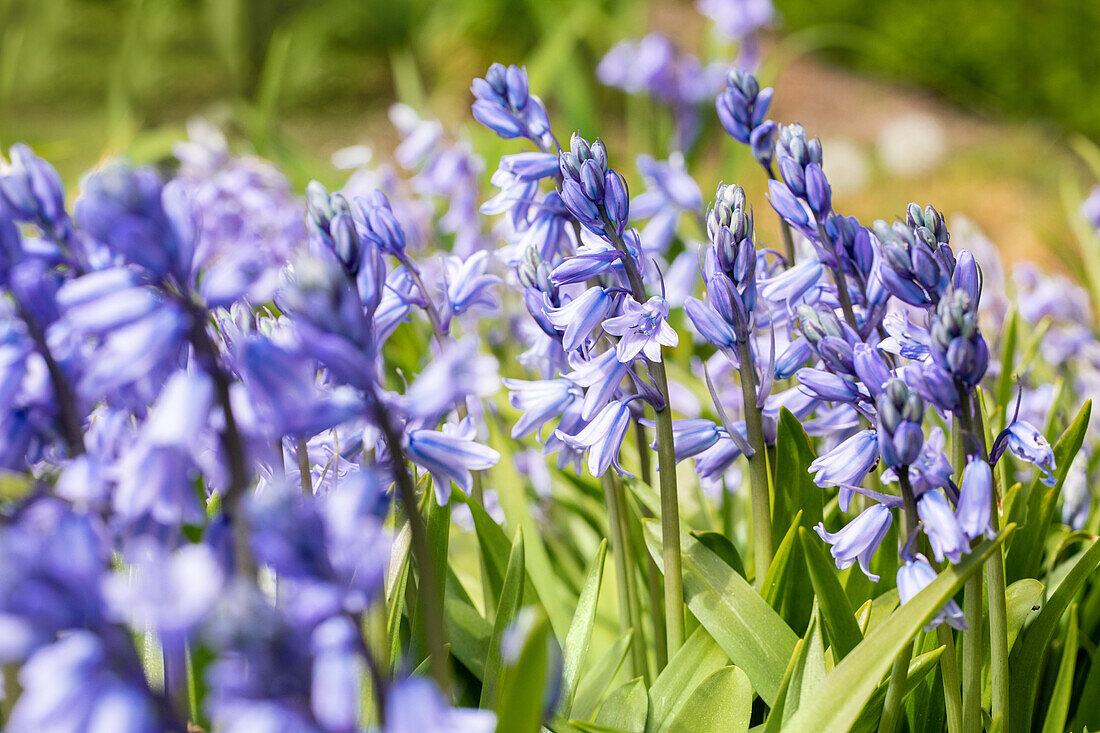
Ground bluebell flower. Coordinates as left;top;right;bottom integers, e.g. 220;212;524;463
897;554;967;631
875;378;925;469
503;378;580;439
796;367;862;404
929;288;989;390
404;337;499;423
472;63;553;147
8;631;162;733
0;143;70;242
853;343;893;400
759;259;825;309
559;134;632;237
406;418;501;504
555;398;635;477
546;286;616;352
441;250;501;330
632;154;703;253
74;162;196;284
499;151;561;182
885;428;955;496
904;359;960;412
685;295;739;350
767;178;814;233
236;334;363;438
550;240;625;285
874;210;954;308
917;490;970;564
992;420;1057;487
956;458;994;540
603;295;679;362
879;311;931;361
354;190;407;256
697;0;774;41
814;502;894;581
379;676;496;733
693;426;750;487
311;616;363;733
563;348;632;420
716;69;773;146
809;429;878;511
749;120;778;168
641;417;726;462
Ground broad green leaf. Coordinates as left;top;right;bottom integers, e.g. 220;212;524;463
761;511;803;609
643;520;797;705
494;615;551;733
664;666;752;733
647;626;729;732
1004;579;1044;652
481;529;526;707
1010;538;1100;733
560;540;608;716
1040;605;1078;733
800;528;863;659
772;409;823;537
573;631;634;722
689;530;746;578
593;678;648;733
780;529;1010;733
778;611;829;723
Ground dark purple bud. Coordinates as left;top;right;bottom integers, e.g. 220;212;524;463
805;163;831;216
330;212;362;273
570;133;592;162
559;152;581;181
778;157;805;197
604;171;629;234
952;249;981;304
560;178;601;223
505;65;529;109
579;159;605;202
767;179;811;228
749;121;777;168
472;100;523;139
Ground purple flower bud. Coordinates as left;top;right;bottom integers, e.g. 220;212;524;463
604;170;629;234
767;179;812;229
952;249;981;304
685;296;739;350
775;336;813;379
797;367;861;403
749;120;778;168
804;163;832;217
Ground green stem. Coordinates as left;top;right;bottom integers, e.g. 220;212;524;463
296;436;313;495
961;573;984;733
603;473;650;683
937;625;965;733
956;387;1009;729
880;469;919;733
605;223;684;658
367;390;450;691
735;337;773;585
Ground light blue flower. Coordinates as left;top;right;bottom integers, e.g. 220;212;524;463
897;554;967;631
814;502;893;582
406;419;501;504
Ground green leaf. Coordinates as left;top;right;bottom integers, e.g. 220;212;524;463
761;511;803;609
573;631;634;722
458;489;510;601
851;646;945;733
1004;579;1044;652
494;614;551;733
642;521;797;705
664;666;752;733
1010;538;1100;733
647;626;729;732
487;418;573;638
593;678;648;733
799;527;864;660
772;409;823;537
1005;400;1091;582
443;592;490;680
481;528;526;708
780;529;1011;733
995;309;1019;416
689;530;746;578
560;540;608;716
1040;605;1078;733
385;523;412;669
778;611;829;723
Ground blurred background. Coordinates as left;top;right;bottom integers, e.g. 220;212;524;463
2;0;1099;271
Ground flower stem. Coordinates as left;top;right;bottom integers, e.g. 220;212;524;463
603;473;649;683
16;302;84;456
296;436;313;495
604;222;684;658
961;572;984;733
365;389;450;692
735;337;773;585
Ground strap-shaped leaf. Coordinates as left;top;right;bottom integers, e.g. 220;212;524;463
643;520;798;705
560;540;608;716
481;528;526;707
800;527;863;659
664;666;752;733
781;528;1011;733
647;626;729;732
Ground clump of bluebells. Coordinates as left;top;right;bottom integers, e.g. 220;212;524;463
0;5;1096;733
